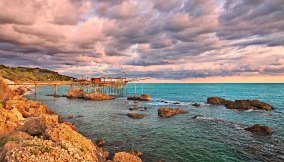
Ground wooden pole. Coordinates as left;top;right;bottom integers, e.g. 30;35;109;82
54;84;57;95
34;83;37;98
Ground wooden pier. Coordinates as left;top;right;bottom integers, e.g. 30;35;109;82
7;76;148;98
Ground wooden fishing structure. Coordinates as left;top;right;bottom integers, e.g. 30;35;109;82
7;76;148;98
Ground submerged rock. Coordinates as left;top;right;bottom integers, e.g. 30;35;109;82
207;97;273;111
112;152;142;162
158;108;188;117
127;94;151;101
192;103;201;108
127;113;145;119
244;124;273;135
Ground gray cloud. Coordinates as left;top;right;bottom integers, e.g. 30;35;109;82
0;0;283;80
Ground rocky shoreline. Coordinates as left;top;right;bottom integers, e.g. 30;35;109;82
0;79;143;162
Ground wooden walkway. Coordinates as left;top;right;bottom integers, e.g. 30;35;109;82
7;77;149;97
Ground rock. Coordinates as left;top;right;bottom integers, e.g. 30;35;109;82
96;138;106;147
226;100;273;111
244;124;273;135
192;103;201;108
67;89;113;100
207;97;230;105
127;113;145;119
127;94;151;101
14;86;31;96
44;123;104;161
5;138;96;162
158;108;188;117
141;94;151;100
125;149;143;157
104;151;109;159
67;89;85;98
4;96;56;117
67;115;74;119
207;97;273;111
16;115;58;136
84;92;113;100
112;152;142;162
0;131;32;161
191;115;204;119
63;121;77;131
0;107;23;134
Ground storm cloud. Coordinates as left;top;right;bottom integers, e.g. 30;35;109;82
0;0;283;81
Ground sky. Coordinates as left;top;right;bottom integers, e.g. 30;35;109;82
0;0;283;83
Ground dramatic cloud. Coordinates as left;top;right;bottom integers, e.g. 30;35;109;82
0;0;283;81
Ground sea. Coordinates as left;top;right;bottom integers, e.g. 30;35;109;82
25;83;284;162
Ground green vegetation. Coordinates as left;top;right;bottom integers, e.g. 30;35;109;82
0;65;74;81
0;135;8;148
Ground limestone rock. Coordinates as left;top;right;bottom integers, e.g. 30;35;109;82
158;108;188;117
0;107;23;134
44;123;105;161
16;115;58;136
5;138;96;162
112;152;142;162
4;96;55;117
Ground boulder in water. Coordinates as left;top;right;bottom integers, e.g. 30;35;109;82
67;89;113;100
207;97;273;111
244;124;273;135
207;97;230;105
127;94;151;101
127;113;145;119
158;108;188;117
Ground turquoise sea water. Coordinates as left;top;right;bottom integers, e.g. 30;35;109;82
26;83;284;162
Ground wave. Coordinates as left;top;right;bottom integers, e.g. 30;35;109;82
190;115;247;130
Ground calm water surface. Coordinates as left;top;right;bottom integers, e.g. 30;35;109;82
26;83;284;162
